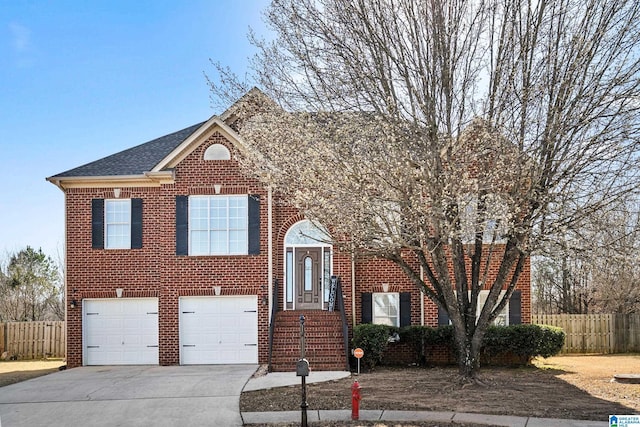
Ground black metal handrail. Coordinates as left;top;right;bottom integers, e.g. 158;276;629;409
335;276;351;371
267;278;279;372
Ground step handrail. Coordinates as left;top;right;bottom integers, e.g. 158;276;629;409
267;278;279;372
334;276;351;371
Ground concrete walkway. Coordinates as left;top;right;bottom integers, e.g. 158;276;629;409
242;371;609;427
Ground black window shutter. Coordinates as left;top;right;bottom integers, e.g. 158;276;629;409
131;198;143;249
248;194;260;255
91;199;104;249
361;293;372;323
176;196;189;256
438;305;450;326
509;290;522;325
400;292;411;327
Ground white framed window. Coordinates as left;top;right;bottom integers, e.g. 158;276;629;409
373;292;399;327
203;143;231;160
458;194;509;244
478;290;509;326
189;195;248;255
442;291;510;326
105;199;131;249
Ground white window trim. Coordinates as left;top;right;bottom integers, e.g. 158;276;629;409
188;195;248;256
283;220;333;310
458;195;509;244
203;143;231;160
477;290;509;326
445;290;510;326
373;292;400;327
105;199;131;250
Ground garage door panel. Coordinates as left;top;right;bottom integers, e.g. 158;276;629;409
83;298;159;365
180;296;258;365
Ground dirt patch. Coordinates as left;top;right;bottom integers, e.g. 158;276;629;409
241;354;640;425
535;354;640;412
0;359;65;388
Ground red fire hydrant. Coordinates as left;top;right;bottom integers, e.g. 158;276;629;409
351;379;361;420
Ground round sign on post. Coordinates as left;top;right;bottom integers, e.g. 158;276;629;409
353;348;364;375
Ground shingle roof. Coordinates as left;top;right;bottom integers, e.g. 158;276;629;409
50;121;205;178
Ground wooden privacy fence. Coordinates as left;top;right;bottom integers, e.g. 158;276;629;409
0;321;66;359
532;314;640;354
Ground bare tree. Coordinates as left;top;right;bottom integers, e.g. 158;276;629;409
209;0;640;379
533;197;640;315
532;253;594;314
0;247;63;322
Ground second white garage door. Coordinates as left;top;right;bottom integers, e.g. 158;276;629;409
179;296;258;364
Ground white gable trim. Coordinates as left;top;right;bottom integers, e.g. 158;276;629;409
46;172;175;191
151;117;250;172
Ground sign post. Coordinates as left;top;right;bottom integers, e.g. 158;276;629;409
353;347;364;376
351;347;364;420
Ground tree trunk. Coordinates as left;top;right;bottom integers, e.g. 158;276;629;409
453;325;483;380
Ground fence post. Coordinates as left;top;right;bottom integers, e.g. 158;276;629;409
0;322;6;355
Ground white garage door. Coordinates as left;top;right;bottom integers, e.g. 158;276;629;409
180;296;258;364
83;298;159;365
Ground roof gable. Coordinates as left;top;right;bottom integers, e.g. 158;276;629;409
49;122;205;179
46;88;273;190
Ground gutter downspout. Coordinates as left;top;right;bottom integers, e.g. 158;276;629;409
351;252;356;329
267;185;273;324
63;192;69;362
420;265;425;326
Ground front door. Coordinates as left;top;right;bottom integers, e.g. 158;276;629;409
295;247;322;309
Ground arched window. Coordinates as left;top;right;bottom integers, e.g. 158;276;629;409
284;220;328;245
284;220;332;310
203;144;231;160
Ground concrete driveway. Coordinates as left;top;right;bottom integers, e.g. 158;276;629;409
0;364;257;427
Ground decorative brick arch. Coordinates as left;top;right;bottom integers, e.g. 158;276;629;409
279;215;333;310
277;214;306;247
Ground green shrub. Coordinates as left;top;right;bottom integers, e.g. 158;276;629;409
392;323;565;366
536;324;565;357
398;325;454;348
430;324;455;346
399;325;427;357
484;325;537;358
483;324;565;361
352;323;392;369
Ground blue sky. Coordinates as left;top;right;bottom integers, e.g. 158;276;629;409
1;0;269;260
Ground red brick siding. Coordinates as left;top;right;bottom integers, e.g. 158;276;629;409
63;130;531;368
65;133;270;367
353;250;530;328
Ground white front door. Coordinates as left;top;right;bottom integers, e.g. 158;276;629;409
83;298;159;365
179;296;258;364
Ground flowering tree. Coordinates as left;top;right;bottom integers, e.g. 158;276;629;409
209;0;640;379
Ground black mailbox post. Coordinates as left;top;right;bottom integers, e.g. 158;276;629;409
299;315;309;427
296;358;310;377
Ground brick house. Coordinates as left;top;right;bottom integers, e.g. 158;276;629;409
47;89;531;370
